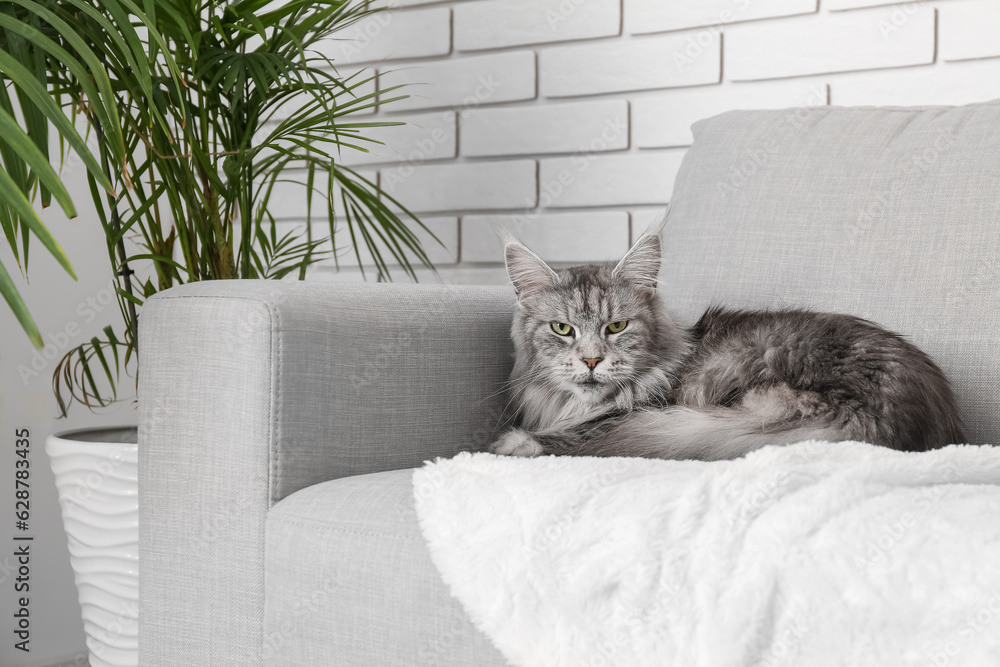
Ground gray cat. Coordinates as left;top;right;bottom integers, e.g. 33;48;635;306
488;223;965;460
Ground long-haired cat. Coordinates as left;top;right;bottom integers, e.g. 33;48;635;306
488;222;965;460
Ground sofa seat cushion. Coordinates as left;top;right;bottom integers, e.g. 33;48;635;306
264;469;507;667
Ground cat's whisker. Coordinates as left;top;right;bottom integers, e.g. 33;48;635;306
477;368;551;403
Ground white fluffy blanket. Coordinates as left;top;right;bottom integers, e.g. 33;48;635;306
413;441;1000;667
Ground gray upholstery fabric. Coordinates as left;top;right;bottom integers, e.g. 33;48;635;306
139;282;516;666
264;470;507;666
661;100;1000;445
138;295;273;666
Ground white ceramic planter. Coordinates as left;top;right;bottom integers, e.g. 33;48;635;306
46;426;138;667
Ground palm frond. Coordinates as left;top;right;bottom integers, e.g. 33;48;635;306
0;0;436;412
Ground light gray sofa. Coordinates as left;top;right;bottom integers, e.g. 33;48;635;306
139;99;1000;666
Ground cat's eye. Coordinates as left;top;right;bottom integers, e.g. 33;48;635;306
551;322;574;336
606;321;628;334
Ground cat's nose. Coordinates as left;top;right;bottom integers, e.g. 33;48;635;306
582;357;603;370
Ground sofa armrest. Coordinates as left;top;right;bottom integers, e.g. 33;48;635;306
138;280;516;666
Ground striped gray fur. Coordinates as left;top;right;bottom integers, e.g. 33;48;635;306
488;221;965;461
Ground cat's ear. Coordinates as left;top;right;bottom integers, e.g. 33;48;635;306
504;239;558;300
612;223;663;292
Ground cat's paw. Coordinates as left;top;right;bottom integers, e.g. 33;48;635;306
489;430;544;458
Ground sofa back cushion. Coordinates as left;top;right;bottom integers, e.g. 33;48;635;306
662;100;1000;445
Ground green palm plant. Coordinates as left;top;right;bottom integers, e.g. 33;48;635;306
0;0;438;415
0;0;126;348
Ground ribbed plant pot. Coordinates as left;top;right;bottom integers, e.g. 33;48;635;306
46;426;138;667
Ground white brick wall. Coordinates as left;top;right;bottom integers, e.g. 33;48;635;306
318;7;451;65
725;6;936;80
381;160;537;212
539;152;683;207
633;81;827;148
826;0;915;10
463;211;631;263
283;0;1000;286
454;0;621;51
382;51;536;111
339;111;457;166
624;0;817;35
461;100;628;157
344;215;460;268
831;58;1000;106
268;168;379;219
940;0;1000;62
540;33;722;97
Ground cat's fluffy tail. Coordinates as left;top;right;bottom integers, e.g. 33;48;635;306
556;407;848;461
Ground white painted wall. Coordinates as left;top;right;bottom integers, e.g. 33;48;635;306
3;1;999;664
